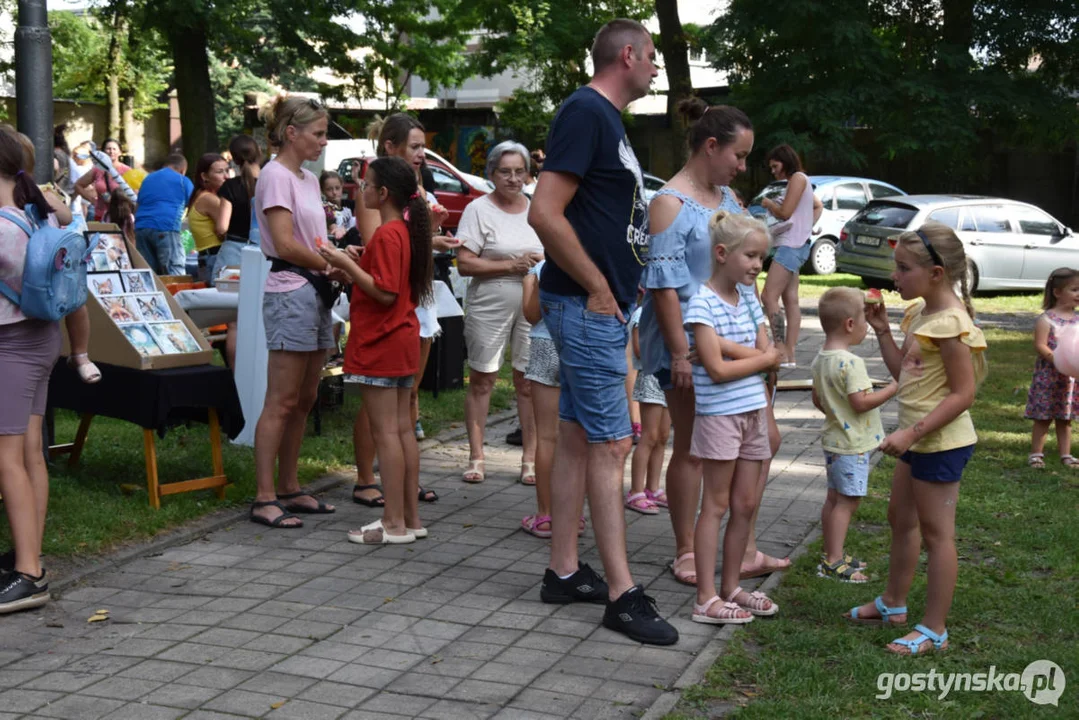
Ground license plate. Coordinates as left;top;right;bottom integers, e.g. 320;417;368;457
855;235;881;247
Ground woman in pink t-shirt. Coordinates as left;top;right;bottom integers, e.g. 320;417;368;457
249;96;339;528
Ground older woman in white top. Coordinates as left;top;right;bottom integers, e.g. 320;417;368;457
457;142;544;484
759;144;823;368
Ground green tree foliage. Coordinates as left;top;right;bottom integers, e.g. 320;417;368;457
337;0;481;111
474;0;653;147
49;9;170;121
208;56;272;148
706;0;1079;183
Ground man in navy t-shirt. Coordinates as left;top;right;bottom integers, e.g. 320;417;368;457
134;153;193;275
527;19;677;646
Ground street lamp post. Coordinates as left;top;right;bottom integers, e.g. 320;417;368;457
15;0;54;184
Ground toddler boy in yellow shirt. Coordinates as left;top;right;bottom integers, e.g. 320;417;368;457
810;288;897;582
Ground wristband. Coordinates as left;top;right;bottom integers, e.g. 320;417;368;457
672;352;690;362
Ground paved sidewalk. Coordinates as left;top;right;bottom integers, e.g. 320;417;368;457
0;321;896;720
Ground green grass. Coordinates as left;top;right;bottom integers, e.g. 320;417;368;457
761;272;1043;315
3;362;515;559
667;328;1079;719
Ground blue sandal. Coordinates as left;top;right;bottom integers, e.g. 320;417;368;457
846;595;907;626
888;624;949;655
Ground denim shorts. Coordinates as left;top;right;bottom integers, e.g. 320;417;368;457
773;241;812;274
540;291;631;443
899;444;975;483
210;240;249;285
345;374;414;389
824;450;872;496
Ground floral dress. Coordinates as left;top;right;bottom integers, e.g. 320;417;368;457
1025;311;1079;421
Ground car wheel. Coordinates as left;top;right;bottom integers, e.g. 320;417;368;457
966;259;979;294
809;237;837;275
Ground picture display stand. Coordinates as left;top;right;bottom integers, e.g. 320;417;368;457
50;223;232;508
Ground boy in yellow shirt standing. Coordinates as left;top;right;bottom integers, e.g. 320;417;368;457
811;288;897;582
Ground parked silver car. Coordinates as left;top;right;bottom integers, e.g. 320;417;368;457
836;195;1075;291
750;176;905;275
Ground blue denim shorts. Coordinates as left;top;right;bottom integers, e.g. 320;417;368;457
540;291;632;443
824;450;872;496
773;241;812;274
899;444;975;483
345;374;415;389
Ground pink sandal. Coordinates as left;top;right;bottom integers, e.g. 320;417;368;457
728;587;779;617
670;552;697;586
521;514;552;539
646;488;668;508
692;595;753;625
625;491;658;515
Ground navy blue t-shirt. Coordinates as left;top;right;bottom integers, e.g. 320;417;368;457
134;168;194;232
538;87;649;306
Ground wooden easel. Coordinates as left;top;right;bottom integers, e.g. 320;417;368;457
49;410;229;509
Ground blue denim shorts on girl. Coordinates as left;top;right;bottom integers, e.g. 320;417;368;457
899;444;975;482
345;374;414;389
773;241;812;274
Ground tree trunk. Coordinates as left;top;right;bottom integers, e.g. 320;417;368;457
655;0;693;170
169;22;217;170
106;10;123;141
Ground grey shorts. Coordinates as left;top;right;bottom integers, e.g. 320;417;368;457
632;371;667;407
524;336;560;388
263;283;335;352
345;374;414;389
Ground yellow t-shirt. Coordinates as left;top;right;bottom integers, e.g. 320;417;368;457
898;300;988;453
188;204;220;252
812;349;885;454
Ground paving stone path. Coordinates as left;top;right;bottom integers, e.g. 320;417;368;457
0;320;897;720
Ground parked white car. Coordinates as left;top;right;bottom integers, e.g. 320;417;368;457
750;176;906;275
836;195;1076;291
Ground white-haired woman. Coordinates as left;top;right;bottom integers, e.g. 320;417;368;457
457;141;544;483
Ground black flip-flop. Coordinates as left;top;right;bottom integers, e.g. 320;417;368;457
277;491;335;514
419;486;438;503
352;483;385;507
249;500;303;529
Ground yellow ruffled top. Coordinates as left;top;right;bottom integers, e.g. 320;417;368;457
897;299;988;453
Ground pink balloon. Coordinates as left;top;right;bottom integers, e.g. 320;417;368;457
1053;325;1079;378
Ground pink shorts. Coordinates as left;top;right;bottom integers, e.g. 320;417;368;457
690;409;772;462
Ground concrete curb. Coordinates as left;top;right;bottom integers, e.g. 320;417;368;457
50;406;521;596
638;527;822;720
639;448;892;720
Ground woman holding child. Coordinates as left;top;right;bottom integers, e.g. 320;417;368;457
640;98;790;595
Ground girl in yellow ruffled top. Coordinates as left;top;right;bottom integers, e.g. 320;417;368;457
844;221;987;656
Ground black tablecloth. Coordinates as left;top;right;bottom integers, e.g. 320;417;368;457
48;361;245;439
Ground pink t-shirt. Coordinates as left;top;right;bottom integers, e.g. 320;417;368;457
254;160;326;293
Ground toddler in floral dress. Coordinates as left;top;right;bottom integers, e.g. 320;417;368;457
1027;267;1079;468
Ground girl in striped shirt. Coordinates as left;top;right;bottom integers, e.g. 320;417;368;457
685;210;784;625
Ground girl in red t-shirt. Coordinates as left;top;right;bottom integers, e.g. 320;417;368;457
320;156;433;544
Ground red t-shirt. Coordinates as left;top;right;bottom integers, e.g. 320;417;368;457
344;219;418;377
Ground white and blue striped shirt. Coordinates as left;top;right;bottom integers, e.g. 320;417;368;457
684;283;767;416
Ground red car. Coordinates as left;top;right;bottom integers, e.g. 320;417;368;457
338;151;490;233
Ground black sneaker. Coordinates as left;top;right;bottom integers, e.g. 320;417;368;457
540;562;608;604
506;427;523;446
603;585;679;645
0;570;49;615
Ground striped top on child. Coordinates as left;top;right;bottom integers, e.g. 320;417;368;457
684;283;767;416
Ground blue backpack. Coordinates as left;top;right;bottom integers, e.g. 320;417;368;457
0;206;93;321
